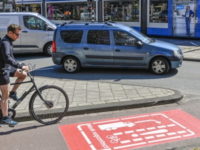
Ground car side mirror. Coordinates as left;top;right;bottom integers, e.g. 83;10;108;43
45;24;54;31
136;41;143;47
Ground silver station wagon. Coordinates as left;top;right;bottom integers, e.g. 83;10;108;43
52;22;183;75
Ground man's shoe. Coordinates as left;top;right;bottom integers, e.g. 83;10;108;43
1;117;18;127
9;91;19;101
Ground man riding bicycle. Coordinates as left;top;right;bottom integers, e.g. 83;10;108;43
0;24;29;126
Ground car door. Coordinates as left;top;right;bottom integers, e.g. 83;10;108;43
82;29;113;66
20;15;49;51
112;30;148;67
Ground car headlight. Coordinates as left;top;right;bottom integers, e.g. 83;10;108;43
174;49;183;58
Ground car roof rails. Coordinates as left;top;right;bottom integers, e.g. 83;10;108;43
105;21;115;26
61;21;74;26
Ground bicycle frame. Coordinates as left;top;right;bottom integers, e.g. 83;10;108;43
10;72;45;110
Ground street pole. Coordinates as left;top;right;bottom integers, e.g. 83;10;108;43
141;0;147;34
42;0;46;17
97;0;103;22
12;0;16;11
2;0;6;12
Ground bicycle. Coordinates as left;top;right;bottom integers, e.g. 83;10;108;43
0;68;69;125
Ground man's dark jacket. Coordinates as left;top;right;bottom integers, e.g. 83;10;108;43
0;35;22;74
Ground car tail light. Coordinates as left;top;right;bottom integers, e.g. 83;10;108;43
52;41;56;53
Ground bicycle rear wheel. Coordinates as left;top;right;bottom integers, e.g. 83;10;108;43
29;85;69;125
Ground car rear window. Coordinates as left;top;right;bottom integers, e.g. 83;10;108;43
60;30;83;43
87;30;110;45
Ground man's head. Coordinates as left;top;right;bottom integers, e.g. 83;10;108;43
186;6;190;11
7;24;21;41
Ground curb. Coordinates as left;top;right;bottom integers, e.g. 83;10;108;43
184;57;200;62
15;89;183;122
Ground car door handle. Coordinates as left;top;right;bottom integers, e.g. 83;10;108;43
115;49;120;52
22;30;28;33
84;47;89;50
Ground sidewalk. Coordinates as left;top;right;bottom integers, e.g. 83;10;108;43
11;77;182;120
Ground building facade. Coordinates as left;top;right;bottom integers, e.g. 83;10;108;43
14;0;200;38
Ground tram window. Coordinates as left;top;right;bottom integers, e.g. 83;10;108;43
149;0;168;23
104;0;139;22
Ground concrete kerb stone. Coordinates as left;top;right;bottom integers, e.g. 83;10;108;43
12;77;183;121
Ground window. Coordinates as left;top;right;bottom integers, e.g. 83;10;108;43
149;0;168;23
60;30;83;43
47;2;96;21
104;0;139;22
87;30;110;45
114;30;137;46
23;16;46;30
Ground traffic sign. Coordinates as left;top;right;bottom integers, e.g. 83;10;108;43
59;109;200;150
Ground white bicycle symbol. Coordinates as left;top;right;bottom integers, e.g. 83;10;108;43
106;135;120;143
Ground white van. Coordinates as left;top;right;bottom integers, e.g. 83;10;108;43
0;12;57;55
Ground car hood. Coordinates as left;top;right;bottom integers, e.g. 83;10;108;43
149;40;179;51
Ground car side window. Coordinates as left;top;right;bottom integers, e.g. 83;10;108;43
60;30;83;43
23;16;46;30
114;30;137;46
87;30;110;45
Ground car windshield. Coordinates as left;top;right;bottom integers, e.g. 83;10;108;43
128;28;153;43
37;14;56;28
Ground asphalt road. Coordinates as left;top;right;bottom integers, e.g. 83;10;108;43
1;95;200;150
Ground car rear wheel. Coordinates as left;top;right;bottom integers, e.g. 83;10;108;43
150;57;170;75
44;42;52;56
63;57;80;73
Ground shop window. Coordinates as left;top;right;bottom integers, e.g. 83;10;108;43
60;30;83;43
114;30;137;46
23;16;46;30
149;0;168;23
104;0;139;22
47;2;96;21
87;30;110;45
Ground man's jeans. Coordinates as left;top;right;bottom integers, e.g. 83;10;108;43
186;17;191;36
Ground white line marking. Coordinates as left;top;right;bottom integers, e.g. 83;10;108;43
93;119;120;125
113;132;123;136
156;134;166;138
121;115;150;120
148;136;181;143
120;140;131;144
131;134;139;137
167;124;176;127
147;127;156;130
177;131;187;134
135;120;161;124
140;129;168;135
114;142;146;149
136;129;145;132
132;138;143;142
80;131;92;145
90;145;96;150
190;42;200;46
157;125;166;129
145;136;155;140
167;132;177;136
124;130;134;134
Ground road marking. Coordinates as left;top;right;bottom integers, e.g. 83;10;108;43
60;109;200;150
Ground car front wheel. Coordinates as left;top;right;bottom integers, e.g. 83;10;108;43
63;57;80;73
150;57;170;75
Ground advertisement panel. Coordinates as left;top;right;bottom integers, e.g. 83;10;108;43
173;0;197;37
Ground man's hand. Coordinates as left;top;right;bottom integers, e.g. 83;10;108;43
22;65;29;71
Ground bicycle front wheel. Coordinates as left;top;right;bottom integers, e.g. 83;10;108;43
29;85;69;125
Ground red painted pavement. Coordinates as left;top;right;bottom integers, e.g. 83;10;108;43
59;109;200;150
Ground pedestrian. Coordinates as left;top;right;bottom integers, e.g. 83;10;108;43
183;6;194;36
0;24;29;126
